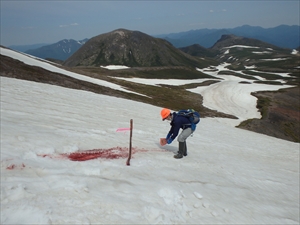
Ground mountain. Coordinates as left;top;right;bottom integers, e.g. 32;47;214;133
178;44;218;58
179;34;299;71
157;25;300;49
210;34;280;51
25;39;88;61
8;43;49;52
63;29;205;68
231;25;300;49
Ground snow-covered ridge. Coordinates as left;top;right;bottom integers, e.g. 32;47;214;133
260;58;288;61
291;49;299;55
252;51;272;54
101;65;130;70
223;45;260;49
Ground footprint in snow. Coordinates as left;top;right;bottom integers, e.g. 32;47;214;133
193;191;203;199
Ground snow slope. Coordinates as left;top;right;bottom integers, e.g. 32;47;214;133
1;49;299;224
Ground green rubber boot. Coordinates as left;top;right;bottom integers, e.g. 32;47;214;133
183;141;187;156
174;142;184;159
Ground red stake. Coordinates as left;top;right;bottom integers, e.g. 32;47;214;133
126;119;133;166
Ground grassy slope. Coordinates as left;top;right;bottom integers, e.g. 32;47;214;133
237;87;300;142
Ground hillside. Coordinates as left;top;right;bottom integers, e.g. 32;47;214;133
63;29;207;68
238;87;300;142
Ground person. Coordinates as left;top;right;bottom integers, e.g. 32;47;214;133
160;108;195;159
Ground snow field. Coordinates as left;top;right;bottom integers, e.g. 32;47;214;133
1;77;299;224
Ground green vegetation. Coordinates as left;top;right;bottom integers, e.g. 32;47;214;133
225;64;245;71
242;70;285;80
255;96;271;119
283;122;300;142
254;56;299;69
112;67;216;79
237;118;255;127
218;70;258;80
253;80;283;85
105;76;233;118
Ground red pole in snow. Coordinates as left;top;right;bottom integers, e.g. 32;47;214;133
126;119;133;166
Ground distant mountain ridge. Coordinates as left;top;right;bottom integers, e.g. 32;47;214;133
8;43;49;52
58;29;299;68
210;34;281;51
156;25;300;49
7;25;298;62
24;39;88;60
179;34;299;71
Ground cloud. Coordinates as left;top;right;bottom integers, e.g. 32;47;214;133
209;9;227;13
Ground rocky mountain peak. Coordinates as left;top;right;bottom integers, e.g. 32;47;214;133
63;29;202;67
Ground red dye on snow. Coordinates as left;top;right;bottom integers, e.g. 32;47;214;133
6;163;25;170
37;146;151;162
64;146;141;161
6;164;15;170
37;154;64;160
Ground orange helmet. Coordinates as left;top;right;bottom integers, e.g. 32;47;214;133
160;108;171;120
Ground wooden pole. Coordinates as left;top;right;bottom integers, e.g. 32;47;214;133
126;119;133;166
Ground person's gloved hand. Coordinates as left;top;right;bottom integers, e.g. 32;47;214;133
167;138;173;144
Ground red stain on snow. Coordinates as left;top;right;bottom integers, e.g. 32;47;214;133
6;164;15;170
6;163;25;170
38;146;149;162
64;146;144;161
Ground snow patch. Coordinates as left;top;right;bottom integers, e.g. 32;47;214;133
101;65;130;70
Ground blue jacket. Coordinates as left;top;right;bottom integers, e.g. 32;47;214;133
167;112;191;141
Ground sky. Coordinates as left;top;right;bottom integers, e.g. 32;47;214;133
1;47;299;224
0;0;299;46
